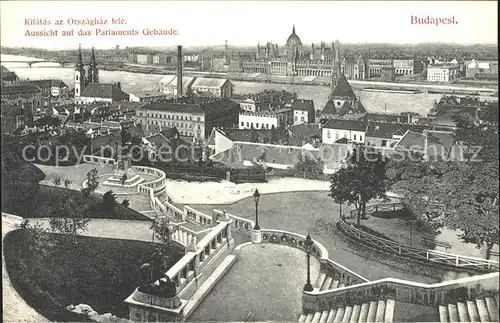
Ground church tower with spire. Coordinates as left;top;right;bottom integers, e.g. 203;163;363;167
87;46;99;85
74;44;86;97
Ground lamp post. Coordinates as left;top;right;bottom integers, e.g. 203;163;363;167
253;189;260;230
303;233;314;292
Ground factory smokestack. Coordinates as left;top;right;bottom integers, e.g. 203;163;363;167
177;45;183;97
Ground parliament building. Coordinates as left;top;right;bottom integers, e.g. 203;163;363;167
241;25;368;82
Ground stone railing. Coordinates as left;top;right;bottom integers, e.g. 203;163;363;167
172;225;200;250
260;229;368;287
82;155;115;166
338;219;499;272
303;272;499;314
213;209;254;232
133;166;167;194
165;220;234;301
185;206;214;227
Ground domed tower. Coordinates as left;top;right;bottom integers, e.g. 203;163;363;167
286;25;302;61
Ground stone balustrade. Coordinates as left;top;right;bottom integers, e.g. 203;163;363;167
82;155;115;166
185;206;214;227
133;166;166;194
213;209;254;231
172;225;200;250
302;272;499;314
165;221;234;301
162;201;185;222
129;288;181;309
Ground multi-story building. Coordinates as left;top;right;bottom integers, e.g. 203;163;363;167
393;59;415;75
341;55;368;80
466;59;499;78
232;90;297;113
368;59;393;77
129;91;170;103
322;118;367;145
134;98;240;140
238;109;293;130
427;64;459;82
76;83;129;104
0;83;44;107
27;79;70;99
290;99;315;124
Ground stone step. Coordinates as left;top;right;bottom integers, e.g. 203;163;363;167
349;305;361;323
358;303;370;323
319;310;330;323
326;309;338;323
448;304;459;322
341;306;353;323
305;313;315;323
334;307;345;323
321;276;334;291
330;280;340;289
475;299;491;322
374;300;386;322
314;273;327;290
366;301;378;323
298;314;307;323
312;311;322;323
384;299;395;323
485;297;499;322
456;302;470;322
439;305;449;322
467;300;480;322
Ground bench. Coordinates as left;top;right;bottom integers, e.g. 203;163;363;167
421;237;452;251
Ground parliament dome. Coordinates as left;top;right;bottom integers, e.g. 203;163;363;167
286;25;302;49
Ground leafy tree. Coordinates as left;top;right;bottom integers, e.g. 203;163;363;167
49;196;91;244
102;190;117;214
293;153;324;179
122;199;130;207
329;146;388;226
150;215;178;246
386;112;499;259
84;168;99;195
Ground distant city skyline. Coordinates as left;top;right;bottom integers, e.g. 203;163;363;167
1;1;497;50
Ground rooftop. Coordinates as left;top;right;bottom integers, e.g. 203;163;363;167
323;118;367;132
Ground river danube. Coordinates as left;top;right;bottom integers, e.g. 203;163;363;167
1;54;441;115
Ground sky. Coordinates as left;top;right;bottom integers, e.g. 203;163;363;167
0;1;497;50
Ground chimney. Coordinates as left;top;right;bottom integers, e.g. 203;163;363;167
177;45;183;97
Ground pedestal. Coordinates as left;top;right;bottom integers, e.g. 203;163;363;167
251;229;262;244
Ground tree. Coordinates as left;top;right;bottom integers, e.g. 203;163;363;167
84;168;99;196
122;199;130;207
386;111;499;259
102;190;117;214
293;153;324;179
150;215;178;246
49;196;91;244
329;146;387;226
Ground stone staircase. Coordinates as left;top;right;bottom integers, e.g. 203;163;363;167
439;296;499;322
298;299;395;323
313;272;347;292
